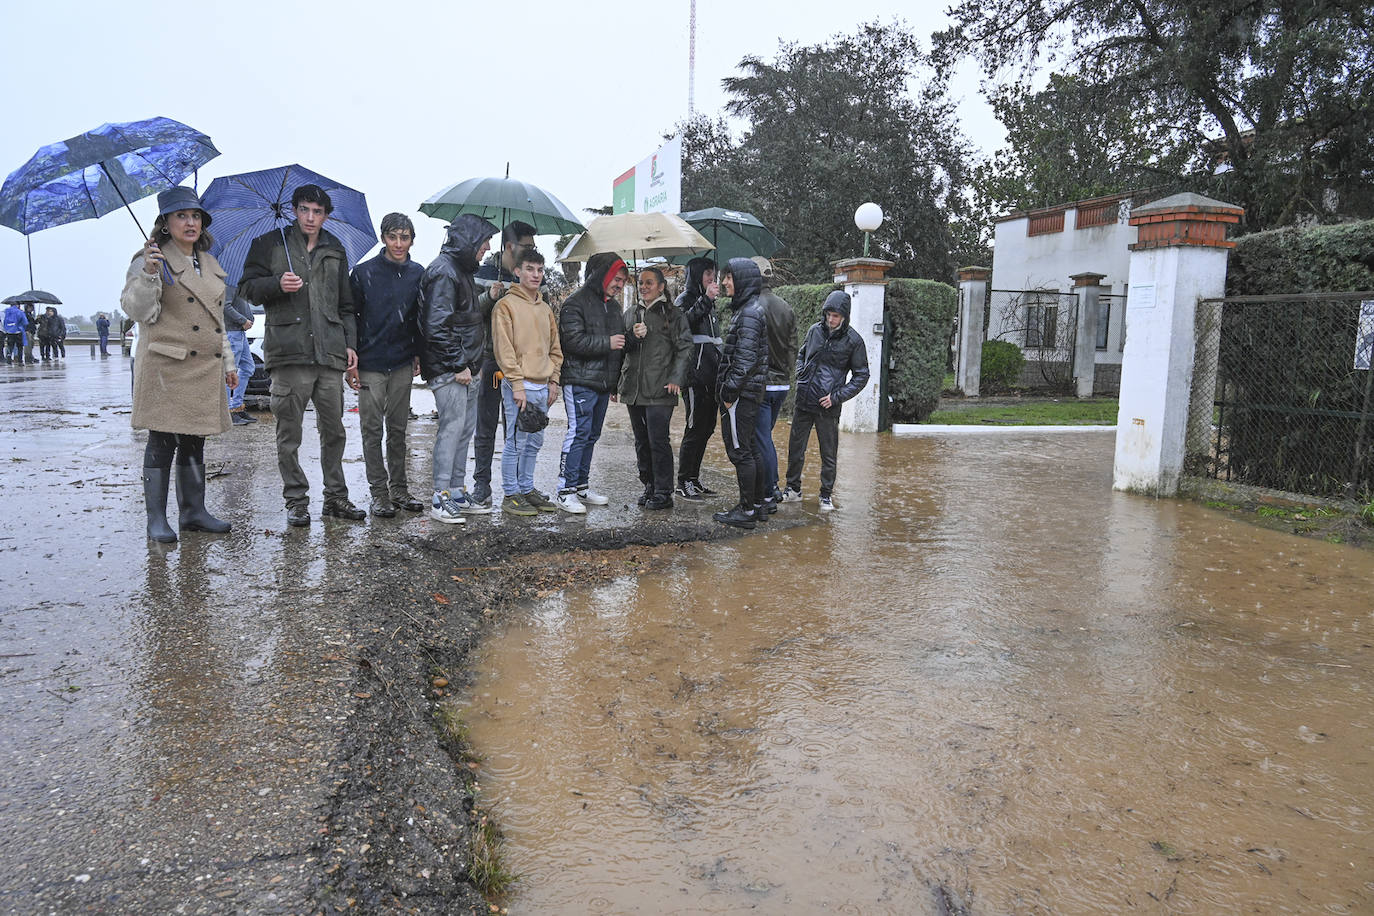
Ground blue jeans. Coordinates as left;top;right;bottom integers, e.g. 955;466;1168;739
430;373;479;494
557;384;609;493
754;388;788;498
501;382;547;495
226;330;253;409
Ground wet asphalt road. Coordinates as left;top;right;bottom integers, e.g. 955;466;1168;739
0;351;752;914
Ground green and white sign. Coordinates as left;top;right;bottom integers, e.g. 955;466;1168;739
611;136;681;215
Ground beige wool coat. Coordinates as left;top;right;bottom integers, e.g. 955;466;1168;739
120;244;234;435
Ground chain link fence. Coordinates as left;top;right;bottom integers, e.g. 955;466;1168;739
1186;292;1374;499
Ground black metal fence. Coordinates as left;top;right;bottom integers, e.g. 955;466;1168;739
1187;292;1374;499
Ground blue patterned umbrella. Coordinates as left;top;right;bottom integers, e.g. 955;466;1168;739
0;117;219;236
200;164;376;288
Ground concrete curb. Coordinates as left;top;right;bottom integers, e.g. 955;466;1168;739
893;424;1117;435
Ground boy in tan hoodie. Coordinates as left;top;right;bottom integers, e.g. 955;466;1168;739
492;249;562;516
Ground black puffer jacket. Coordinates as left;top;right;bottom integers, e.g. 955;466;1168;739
794;291;871;412
715;257;768;405
418;214;498;381
558;252;627;391
676;256;720;388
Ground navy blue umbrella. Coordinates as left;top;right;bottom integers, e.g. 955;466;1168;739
201;164;376;288
0;116;219;285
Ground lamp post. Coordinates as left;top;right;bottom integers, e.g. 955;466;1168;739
854;202;883;257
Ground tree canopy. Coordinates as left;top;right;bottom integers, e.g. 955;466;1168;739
674;22;979;282
939;0;1374;229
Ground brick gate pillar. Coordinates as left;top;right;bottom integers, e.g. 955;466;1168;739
1113;193;1242;496
956;266;991;397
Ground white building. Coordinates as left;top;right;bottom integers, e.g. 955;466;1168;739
988;192;1159;389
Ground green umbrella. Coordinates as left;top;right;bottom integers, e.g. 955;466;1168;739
669;207;784;266
419;169;583;235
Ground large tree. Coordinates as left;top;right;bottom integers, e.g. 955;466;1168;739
676;22;978;282
940;0;1374;230
974;74;1193;213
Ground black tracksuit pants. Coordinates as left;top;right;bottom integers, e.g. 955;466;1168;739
677;383;717;485
719;396;763;509
628;404;675;496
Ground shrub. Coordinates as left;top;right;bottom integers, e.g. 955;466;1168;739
980;339;1025;391
886;279;957;421
1227;219;1374;295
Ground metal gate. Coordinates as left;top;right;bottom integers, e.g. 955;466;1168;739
1188;291;1374;499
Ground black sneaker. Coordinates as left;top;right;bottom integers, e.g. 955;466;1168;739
753;503;771;522
637;483;654;507
643;492;674;510
712;505;757;529
286;504;311;527
675;480;706;502
370;496;396;518
322;498;366;520
231;412;252;426
693;478;719;496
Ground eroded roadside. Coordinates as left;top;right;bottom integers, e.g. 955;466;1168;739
305;516;798;914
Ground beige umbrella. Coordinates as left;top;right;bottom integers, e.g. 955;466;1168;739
558;212;714;263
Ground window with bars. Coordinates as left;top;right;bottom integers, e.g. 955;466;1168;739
1027;210;1066;236
1076;201;1118;229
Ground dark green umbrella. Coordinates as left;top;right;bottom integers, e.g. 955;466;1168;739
669;207;784;266
419;168;583;235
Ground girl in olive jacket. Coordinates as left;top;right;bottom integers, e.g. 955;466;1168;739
619;268;691;508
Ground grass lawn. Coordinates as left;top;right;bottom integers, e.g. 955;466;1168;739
925;398;1119;425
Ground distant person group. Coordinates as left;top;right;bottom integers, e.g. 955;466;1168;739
2;301;70;363
119;185;870;542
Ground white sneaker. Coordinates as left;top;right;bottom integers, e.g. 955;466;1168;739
780;487;803;503
556;490;587;514
819;495;836;512
429;490;467;525
577;487;610;506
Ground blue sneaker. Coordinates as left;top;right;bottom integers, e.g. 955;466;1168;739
453;489;490;515
430;490;465;525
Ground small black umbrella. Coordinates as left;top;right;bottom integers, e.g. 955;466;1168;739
2;289;61;305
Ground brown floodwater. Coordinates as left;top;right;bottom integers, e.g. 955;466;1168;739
461;431;1374;914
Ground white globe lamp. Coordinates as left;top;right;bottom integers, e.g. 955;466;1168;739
855;202;884;257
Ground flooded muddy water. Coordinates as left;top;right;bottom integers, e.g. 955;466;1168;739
462;431;1374;914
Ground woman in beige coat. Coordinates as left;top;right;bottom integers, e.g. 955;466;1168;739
120;187;236;543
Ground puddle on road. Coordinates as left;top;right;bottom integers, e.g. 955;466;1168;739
462;432;1374;914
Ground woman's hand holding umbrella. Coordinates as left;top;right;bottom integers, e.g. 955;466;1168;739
141;237;166;275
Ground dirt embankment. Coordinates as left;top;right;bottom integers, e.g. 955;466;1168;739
305;518;757;914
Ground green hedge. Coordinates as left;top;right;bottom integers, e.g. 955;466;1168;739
1227;219;1374;295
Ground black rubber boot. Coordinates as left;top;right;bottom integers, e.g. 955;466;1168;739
176;462;231;533
142;466;178;543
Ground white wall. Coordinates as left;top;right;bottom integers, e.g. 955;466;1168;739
989;202;1137;363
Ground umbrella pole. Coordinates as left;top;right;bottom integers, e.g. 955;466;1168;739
97;163;149;238
278;227;295;274
26;236;33;290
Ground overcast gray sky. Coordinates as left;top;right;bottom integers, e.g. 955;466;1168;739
0;0;1001;319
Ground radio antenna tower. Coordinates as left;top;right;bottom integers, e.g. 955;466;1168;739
688;0;697;117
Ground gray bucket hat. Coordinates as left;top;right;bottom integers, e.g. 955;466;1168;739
156;186;211;228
